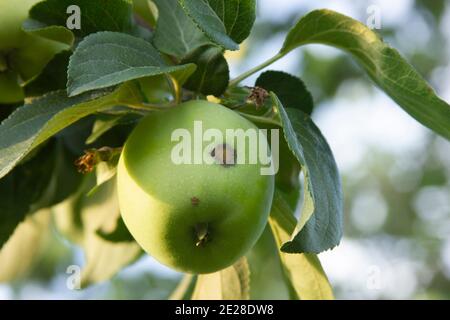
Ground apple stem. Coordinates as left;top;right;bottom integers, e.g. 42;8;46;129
125;101;177;111
167;75;181;104
228;52;285;87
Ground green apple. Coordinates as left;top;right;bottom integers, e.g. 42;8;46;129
0;0;66;103
0;71;24;103
117;100;275;274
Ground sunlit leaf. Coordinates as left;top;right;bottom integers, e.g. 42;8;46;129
178;0;238;50
269;191;334;300
52;177;142;287
169;274;196;300
192;257;250;300
280;9;450;140
0;209;50;282
67;31;196;96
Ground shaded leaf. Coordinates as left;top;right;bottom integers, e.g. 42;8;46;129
0;142;54;249
35;140;84;209
269;191;334;300
0;138;82;249
178;0;239;51
0;83;142;180
25;51;71;97
52;177;142;287
28;0;133;37
22;19;74;47
153;0;210;59
274;130;302;209
207;0;256;43
67;31;196;96
96;216;134;243
273;93;343;253
256;71;314;115
86;113;140;145
182;45;229;96
280;9;450;140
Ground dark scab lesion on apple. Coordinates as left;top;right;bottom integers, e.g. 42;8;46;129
191;196;200;206
210;143;236;168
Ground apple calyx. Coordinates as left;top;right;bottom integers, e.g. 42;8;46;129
195;223;210;247
74;146;122;174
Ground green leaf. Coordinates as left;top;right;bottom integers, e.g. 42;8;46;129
96;216;135;243
269;191;334;300
192;257;250;300
182;45;229;96
0;138;82;250
280;9;450;140
0;209;51;282
153;0;211;59
35;140;84;209
52;177;142;287
87;147;122;196
256;71;314;115
67;31;196;96
207;0;256;43
274;132;302;209
87;115;124;146
28;0;134;37
22;19;74;47
0;83;141;180
178;0;239;51
86;114;139;145
136;76;174;104
273;93;343;253
25;51;71;97
246;226;291;299
0;142;54;249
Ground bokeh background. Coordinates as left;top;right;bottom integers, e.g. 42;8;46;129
1;0;449;299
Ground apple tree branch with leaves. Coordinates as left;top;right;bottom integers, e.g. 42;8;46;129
0;0;449;300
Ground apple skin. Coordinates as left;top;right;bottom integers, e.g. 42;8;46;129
117;100;275;274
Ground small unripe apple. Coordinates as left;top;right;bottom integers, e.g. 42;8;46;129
117;100;275;274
